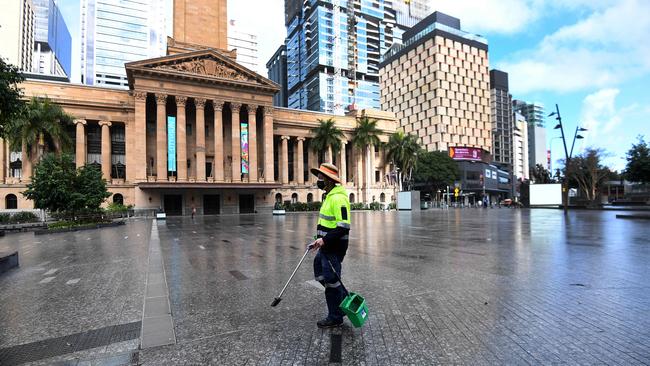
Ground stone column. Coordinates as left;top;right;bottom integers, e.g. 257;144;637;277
231;103;242;182
156;93;167;181
195;98;206;181
0;139;5;183
354;146;362;188
175;96;188;181
281;136;289;184
340;140;347;184
247;105;257;182
369;144;375;188
133;91;147;181
297;137;305;185
21;140;32;182
213;99;224;182
99;120;112;181
263;107;274;182
308;141;318;184
74;119;87;168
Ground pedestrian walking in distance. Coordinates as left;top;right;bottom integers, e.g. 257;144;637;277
308;163;351;328
191;205;196;220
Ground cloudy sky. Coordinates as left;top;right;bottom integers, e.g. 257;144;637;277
57;0;649;171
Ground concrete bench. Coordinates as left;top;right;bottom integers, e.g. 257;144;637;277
0;251;19;274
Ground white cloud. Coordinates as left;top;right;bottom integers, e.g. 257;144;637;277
580;88;621;139
426;0;542;34
498;0;650;95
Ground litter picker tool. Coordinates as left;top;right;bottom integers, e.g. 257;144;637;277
270;246;312;307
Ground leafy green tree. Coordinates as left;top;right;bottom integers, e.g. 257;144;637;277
386;130;420;191
351;116;381;188
566;148;611;202
530;164;553;184
310;118;344;163
413;151;459;191
22;153;76;213
0;59;25;138
624;136;650;183
5;97;74;161
23;153;111;216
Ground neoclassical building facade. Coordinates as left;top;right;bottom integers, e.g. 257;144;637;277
0;46;397;214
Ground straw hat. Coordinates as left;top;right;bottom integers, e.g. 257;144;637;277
310;163;341;183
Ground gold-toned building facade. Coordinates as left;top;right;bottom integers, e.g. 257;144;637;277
0;1;397;214
380;12;491;154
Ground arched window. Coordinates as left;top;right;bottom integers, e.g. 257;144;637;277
291;193;298;203
275;193;282;203
380;193;386;202
5;194;17;209
307;193;313;202
349;193;355;203
113;193;124;205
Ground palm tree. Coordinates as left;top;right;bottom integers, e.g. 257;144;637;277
351;116;381;191
386;130;420;191
310;118;344;163
6;97;74;174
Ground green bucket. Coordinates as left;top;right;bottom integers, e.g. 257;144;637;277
339;292;369;328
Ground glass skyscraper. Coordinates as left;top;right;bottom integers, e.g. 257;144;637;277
280;0;397;115
32;0;72;78
80;0;166;88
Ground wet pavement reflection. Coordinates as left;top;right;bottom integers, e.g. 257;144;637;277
1;209;649;365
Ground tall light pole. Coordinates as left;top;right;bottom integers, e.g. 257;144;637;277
548;104;588;214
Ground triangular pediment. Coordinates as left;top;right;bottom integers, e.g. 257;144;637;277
125;49;279;92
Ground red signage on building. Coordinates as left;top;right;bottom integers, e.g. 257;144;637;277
449;147;483;161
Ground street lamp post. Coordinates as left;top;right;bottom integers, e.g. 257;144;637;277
548;104;588;214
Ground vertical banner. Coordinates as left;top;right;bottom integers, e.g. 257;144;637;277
167;116;176;172
241;122;249;173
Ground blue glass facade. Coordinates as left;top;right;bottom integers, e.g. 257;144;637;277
81;0;166;88
32;0;72;77
278;0;395;114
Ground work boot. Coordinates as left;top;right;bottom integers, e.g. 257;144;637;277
317;317;343;328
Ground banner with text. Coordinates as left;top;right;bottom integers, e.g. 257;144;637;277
241;123;249;174
167;116;176;172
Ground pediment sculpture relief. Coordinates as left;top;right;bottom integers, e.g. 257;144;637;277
155;57;255;82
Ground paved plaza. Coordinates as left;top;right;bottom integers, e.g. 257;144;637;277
0;209;649;365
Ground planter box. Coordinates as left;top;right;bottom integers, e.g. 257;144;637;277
156;212;167;220
272;209;286;216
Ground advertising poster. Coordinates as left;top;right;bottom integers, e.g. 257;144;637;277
241;123;249;173
167;116;176;172
449;147;482;161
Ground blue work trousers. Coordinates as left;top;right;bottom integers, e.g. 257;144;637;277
313;251;347;322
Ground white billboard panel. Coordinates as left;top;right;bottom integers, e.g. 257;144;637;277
530;183;562;206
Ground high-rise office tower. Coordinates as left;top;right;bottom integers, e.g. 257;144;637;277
513;100;544;127
267;45;288;107
513;100;547;169
80;0;166;88
32;0;71;78
512;111;529;181
227;19;259;71
490;69;513;166
0;0;34;72
392;0;429;44
380;11;491;153
281;0;397;115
